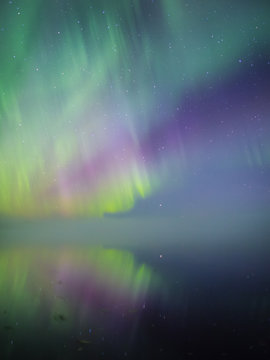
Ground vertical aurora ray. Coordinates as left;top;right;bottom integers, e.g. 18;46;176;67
0;1;159;216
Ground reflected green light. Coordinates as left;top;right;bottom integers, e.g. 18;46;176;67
0;246;161;332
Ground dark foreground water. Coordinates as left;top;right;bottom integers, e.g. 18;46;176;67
0;220;270;360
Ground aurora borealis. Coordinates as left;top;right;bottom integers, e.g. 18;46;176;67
0;0;269;217
0;0;270;359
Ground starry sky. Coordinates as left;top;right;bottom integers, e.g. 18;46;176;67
0;0;269;224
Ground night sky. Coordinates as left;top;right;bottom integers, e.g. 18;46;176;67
0;1;270;359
